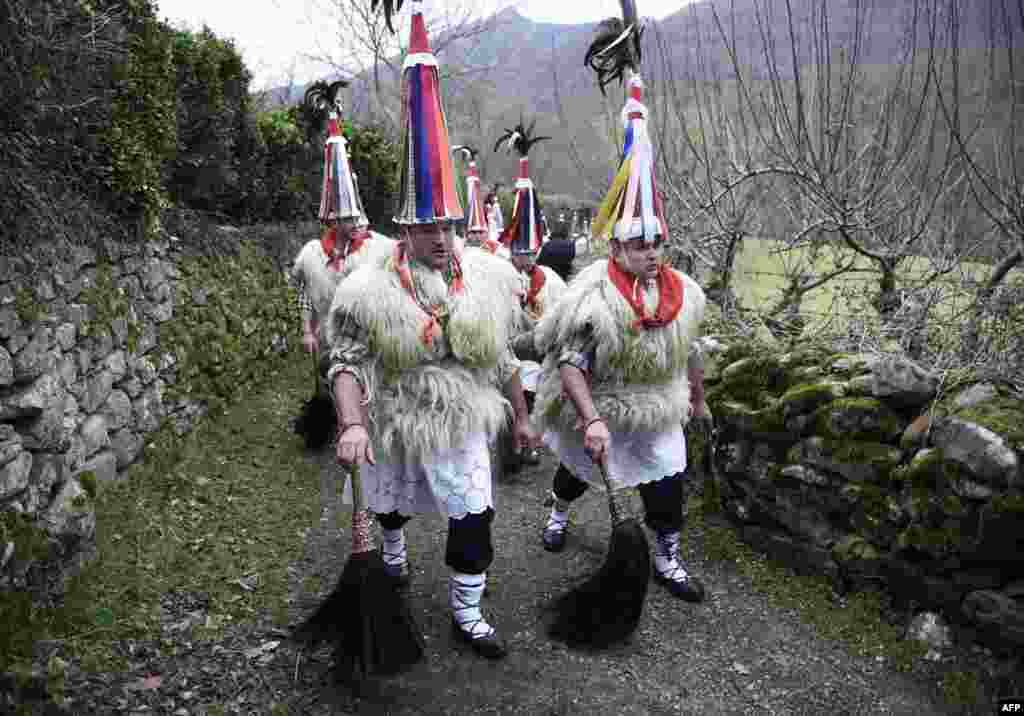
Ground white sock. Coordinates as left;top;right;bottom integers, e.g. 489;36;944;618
381;528;407;568
450;572;494;639
654;530;689;581
545;492;569;533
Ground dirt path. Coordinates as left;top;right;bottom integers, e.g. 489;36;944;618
275;445;949;716
31;371;1015;716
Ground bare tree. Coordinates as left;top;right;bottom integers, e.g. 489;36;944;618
300;0;504;134
643;0;978;349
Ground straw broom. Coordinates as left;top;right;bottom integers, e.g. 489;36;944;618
547;459;651;648
294;351;336;450
291;462;424;684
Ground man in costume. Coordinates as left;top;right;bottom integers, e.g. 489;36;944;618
496;120;567;468
323;1;534;660
291;80;394;357
452;145;508;258
533;64;709;603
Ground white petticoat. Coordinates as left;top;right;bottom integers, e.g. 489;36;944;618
340;431;494;520
519;360;543;393
543;423;688;489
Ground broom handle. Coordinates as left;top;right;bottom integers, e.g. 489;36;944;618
347;463;374;554
595;459;625;527
311;349;321;397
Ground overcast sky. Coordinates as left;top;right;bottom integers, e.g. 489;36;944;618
157;0;689;90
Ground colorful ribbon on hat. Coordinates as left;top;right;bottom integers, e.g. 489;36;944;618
396;9;463;224
500;158;544;253
591;72;668;244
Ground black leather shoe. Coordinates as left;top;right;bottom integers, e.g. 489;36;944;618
383;561;412;589
542;525;567;553
654;571;706;603
450;618;508;660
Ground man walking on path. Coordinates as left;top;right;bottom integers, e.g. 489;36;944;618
291;80;393;359
533;65;710;604
323;0;535;660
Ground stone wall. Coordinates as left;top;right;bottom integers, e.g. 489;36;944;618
705;345;1024;652
0;224;301;601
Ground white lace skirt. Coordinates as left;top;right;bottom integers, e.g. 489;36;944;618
339;431;494;520
519;360;543;393
543;423;687;489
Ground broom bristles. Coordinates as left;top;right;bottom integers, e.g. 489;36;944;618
547;518;651;648
293;394;337;450
292;550;424;680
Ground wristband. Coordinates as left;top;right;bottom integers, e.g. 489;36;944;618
340;422;365;435
583;416;605;432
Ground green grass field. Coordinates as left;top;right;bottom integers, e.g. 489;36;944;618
729;238;1018;329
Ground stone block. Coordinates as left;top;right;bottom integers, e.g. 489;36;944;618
41;476;96;543
56;354;76;389
848;356;938;407
81;369;114;414
960;589;1024;650
79;414;109;459
87;330;113;364
72;450;118;485
109;429;143;469
101;350;127;382
0;346;11;387
0;425;22;467
787;437;902;484
933;417;1018;488
0;451;32;501
101;389;132;431
12;327;55;383
133;381;165;432
0;373;63;420
0;307;18;339
28;453;62;498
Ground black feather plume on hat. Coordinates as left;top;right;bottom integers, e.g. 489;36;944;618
371;0;406;34
493;119;550;157
584;0;644;95
302;79;350;135
451;145;479;161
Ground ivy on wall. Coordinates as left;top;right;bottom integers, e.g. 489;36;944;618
157;243;298;415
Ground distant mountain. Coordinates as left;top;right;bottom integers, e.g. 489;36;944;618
260;1;1019;202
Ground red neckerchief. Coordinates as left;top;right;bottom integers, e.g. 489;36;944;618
607;259;683;330
321;226;369;272
482;239;500;254
393;242;464;347
524;265;546;311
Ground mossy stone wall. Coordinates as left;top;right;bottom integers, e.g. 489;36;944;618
705;343;1024;653
0;219;306;602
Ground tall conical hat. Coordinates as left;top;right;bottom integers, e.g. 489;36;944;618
495;120;550;255
591;72;668;244
453;146;488;234
586;2;668;245
305;80;368;225
393;0;463;224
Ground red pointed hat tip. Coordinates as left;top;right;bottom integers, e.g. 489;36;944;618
629;85;642;101
409;11;431;54
518;157;529;179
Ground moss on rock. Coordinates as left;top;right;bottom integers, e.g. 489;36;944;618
787;438;902;483
832;533;881;563
779;381;846;418
953;397;1024;451
812;397;904;442
158;241;295;416
0;511;52;563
